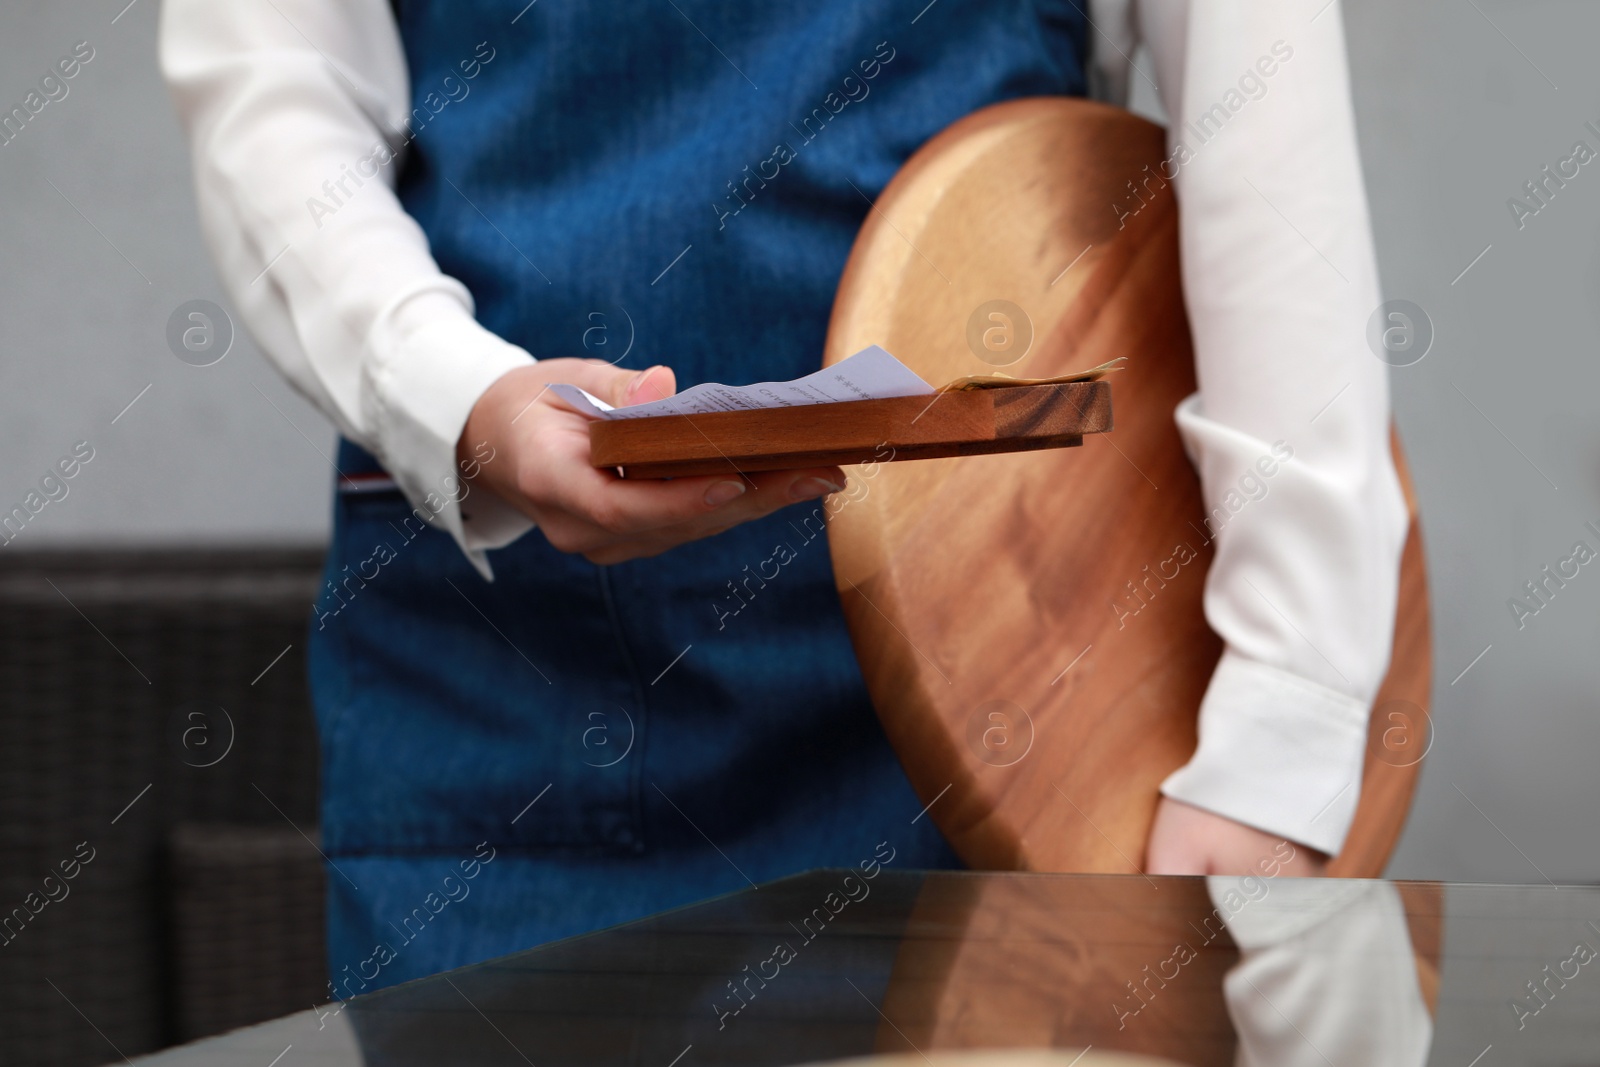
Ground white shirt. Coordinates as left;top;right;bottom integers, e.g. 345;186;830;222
1210;876;1433;1066
159;0;1407;858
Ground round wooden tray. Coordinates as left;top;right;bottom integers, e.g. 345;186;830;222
823;98;1431;875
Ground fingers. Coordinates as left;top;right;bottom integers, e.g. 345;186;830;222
557;463;847;540
1144;796;1330;878
1143;832;1203;876
579;470;844;565
727;466;849;513
551;360;678;408
503;358;856;558
619;364;676;406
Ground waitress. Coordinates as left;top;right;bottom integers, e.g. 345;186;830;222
161;0;1406;994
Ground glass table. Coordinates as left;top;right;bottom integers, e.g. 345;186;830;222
129;869;1600;1066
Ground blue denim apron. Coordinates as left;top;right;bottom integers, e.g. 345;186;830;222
309;0;1087;995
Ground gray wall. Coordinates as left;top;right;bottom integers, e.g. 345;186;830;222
1348;0;1600;884
0;2;336;548
2;0;1596;883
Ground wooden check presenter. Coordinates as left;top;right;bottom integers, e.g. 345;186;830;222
595;98;1433;875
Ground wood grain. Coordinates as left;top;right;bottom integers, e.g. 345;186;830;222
874;876;1239;1065
822;97;1432;876
589;381;1111;479
869;874;1445;1063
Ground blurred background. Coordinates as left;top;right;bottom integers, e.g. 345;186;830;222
2;0;1597;1063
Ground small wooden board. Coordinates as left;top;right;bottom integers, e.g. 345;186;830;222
588;380;1112;479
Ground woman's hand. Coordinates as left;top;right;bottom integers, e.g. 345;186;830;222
459;359;847;565
1145;796;1327;877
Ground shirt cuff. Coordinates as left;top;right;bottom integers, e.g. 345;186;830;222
1160;650;1369;856
363;288;536;579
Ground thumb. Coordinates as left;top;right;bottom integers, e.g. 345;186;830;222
577;363;676;408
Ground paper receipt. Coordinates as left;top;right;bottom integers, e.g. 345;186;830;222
547;345;935;421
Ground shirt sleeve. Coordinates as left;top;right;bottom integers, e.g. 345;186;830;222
159;0;536;580
1088;0;1410;855
1208;877;1433;1066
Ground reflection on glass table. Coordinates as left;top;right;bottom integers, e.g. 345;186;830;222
128;868;1600;1067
